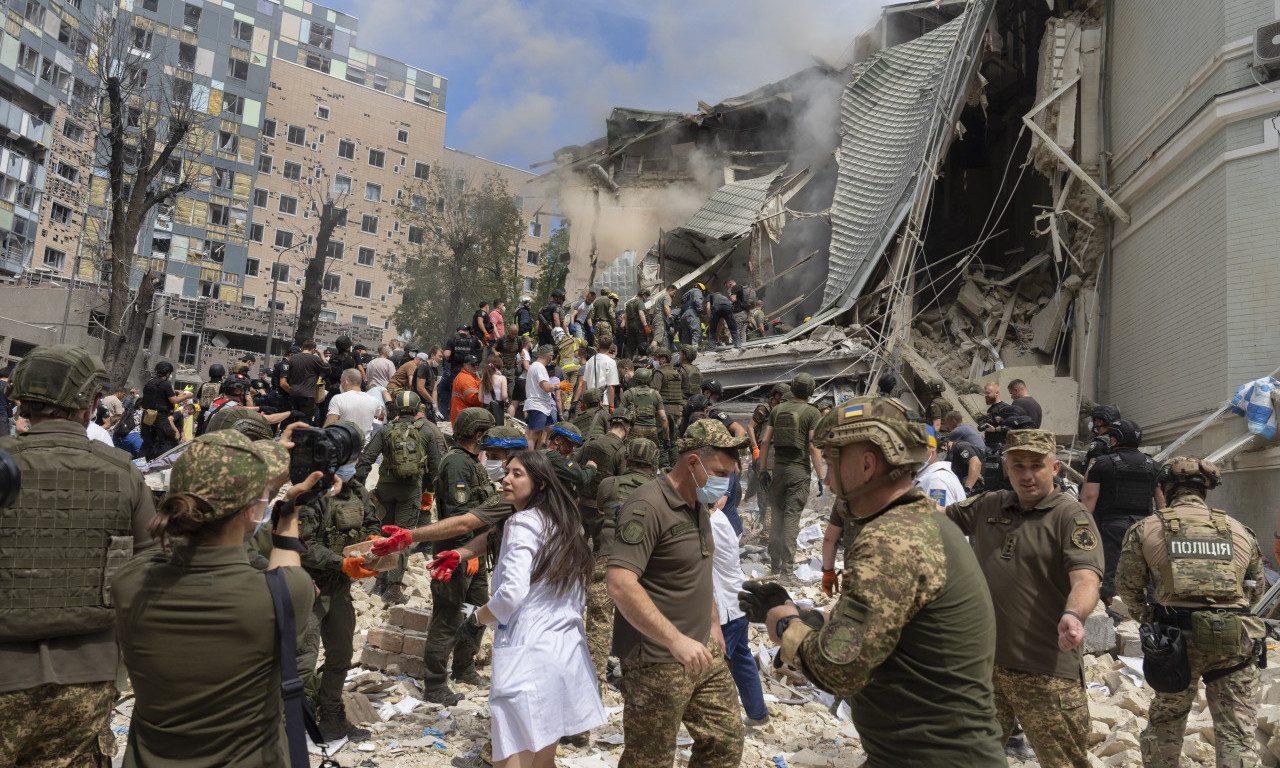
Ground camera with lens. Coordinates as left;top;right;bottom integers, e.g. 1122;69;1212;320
288;423;362;503
0;448;19;509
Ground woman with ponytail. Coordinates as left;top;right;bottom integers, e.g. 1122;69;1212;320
112;428;335;767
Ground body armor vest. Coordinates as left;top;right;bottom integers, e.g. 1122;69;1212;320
572;406;601;436
679;363;702;399
436;449;497;520
657;365;683;406
321;483;373;553
578;433;624;504
981;446;1011;492
752;404;771;443
769;401;809;452
1097;450;1159;518
1155;507;1244;604
197;381;221;410
624;387;661;428
0;432;136;642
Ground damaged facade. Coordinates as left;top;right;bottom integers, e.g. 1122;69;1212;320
543;0;1280;533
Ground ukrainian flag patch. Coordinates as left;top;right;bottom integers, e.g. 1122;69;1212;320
843;405;863;418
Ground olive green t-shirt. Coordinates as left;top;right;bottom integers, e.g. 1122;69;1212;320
609;473;714;664
112;547;314;768
767;399;821;470
945;489;1104;679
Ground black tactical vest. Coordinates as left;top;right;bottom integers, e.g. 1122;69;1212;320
1097;449;1159;518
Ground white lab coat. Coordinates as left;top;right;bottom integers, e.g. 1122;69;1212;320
487;508;605;760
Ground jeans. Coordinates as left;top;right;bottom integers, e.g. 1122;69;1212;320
721;616;768;720
722;471;743;536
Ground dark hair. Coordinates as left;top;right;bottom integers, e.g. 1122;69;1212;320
301;340;317;351
506;450;593;598
335;336;352;353
1009;379;1026;390
428;345;441;356
149;494;239;551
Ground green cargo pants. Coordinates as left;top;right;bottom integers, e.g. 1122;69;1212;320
374;477;421;584
766;462;811;574
298;579;357;716
422;561;490;687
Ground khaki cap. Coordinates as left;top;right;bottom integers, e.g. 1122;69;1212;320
1004;429;1057;456
169;431;289;520
676;418;748;454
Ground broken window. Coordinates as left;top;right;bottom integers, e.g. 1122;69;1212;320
245;257;260;277
258;154;273;174
322;273;340;292
183;5;201;33
414;162;430;181
208;203;230;226
262;119;277;138
213;168;235;191
309;23;334;50
218;130;239;154
233;20;254;42
249;223;264;243
227;58;248;81
178;43;196;70
345;66;366;86
364;182;381;202
223;94;244;117
305;53;331;74
132;25;153;52
333;174;351;195
253;188;268;208
209;241;226;263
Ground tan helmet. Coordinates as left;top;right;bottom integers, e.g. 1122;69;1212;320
626;437;659;468
9;345;110;412
1158;456;1221;494
580;388;602;408
206;406;273;441
790;372;815;400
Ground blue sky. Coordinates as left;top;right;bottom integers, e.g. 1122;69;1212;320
317;0;884;170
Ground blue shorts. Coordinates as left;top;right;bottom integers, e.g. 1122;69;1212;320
525;409;549;430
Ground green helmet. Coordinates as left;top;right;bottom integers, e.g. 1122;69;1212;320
9;345;110;412
928;378;946;395
1159;456;1221;494
680;345;697;363
791;372;815;400
482;425;528;449
581;388;602;408
206;406;273;441
393;390;422;416
654;347;672;361
626;437;659;468
550;422;584;445
609;408;635;425
455;407;494;440
813;396;930;468
814;397;834;412
770;383;791;399
633;367;653;386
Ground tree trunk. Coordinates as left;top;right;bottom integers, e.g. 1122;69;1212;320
294;201;340;345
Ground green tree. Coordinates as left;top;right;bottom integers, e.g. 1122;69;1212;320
531;222;570;311
390;169;525;343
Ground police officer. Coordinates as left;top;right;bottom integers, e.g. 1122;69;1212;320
652;348;684;464
577;410;630;554
354;391;430;605
745;396;1005;765
678;282;705;346
924;378;953;434
139;361;193;460
1085;403;1122;467
619;368;668;449
1115;458;1266;768
757;373;824;579
0;346;155;766
1081;418;1163;607
944;429;1103;768
296;423;382;742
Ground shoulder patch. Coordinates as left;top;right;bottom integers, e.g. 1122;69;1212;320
956;493;980;508
1072;513;1091;527
453;482;469;505
619;519;645;545
631;504;647;517
818;596;868;666
1071;526;1098;551
928;488;947;504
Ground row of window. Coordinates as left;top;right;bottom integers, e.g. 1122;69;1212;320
236;295;384;328
264;121;427;178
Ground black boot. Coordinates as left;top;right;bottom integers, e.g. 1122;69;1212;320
318;710;370;743
421;684;463;706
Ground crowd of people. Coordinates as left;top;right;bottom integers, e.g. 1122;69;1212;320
0;278;1268;768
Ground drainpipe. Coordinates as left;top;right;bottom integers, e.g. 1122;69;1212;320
1094;0;1114;402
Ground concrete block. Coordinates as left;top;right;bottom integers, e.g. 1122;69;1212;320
401;631;427;658
1257;705;1280;737
367;627;404;653
384;652;425;679
343;691;381;726
388;605;431;632
1084;610;1117;655
360;646;389;670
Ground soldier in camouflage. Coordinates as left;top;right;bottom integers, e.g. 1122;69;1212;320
576;409;631;554
619;367;668;448
1116;457;1266;768
652;348;684;465
746;383;790;533
0;345;155;768
296;422;383;742
757;373;824;578
747;395;1005;765
924;378;953;434
678;345;703;401
571;387;609;441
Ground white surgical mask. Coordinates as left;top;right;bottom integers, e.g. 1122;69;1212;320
693;457;731;505
246;497;272;542
486;460;505;482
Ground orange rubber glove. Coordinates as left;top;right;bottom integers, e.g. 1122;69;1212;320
821;569;837;597
466;557;480;576
342;557;378;580
558;380;574;392
365;534;384;542
751;446;760;462
421;491;434;511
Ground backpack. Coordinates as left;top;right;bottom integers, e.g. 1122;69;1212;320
382;418;425;479
197;381;221;410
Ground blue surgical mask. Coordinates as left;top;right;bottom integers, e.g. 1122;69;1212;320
693;457;731;504
336;462;357;482
245;497;272;542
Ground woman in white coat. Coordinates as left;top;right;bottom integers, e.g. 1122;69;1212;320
455;448;604;767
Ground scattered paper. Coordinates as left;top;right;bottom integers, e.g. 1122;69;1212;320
1117;656;1146;687
796;524;824;548
378;703;397;722
306;735;348;756
595;733;625;745
395;695;423;714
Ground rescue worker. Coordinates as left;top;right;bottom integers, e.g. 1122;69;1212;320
139;361;193;460
704;290;740;350
757;373;824;579
354;390;430;605
590;287;615;343
296;422;382;742
1116;457;1266;768
571;387;609;441
577;409;631;554
0;345;155;767
1080;418;1164;606
197;363;225;409
652;348;684;464
925;378;953;434
651;285;676;352
678;282;705;346
515;295;535;338
745;396;1005;765
678;345;703;402
450;353;483;426
944;429;1103;768
619;368;668;450
746;383;790;533
1085;404;1122;466
621;288;651;357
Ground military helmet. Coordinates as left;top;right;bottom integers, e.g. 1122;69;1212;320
393;390;422;416
813;396;930;469
928;378;945;395
1090;404;1121;424
680;344;697;363
482;425;527;449
770;382;791;399
580;388;602;407
220;373;250;394
702;379;723;398
551;287;566;300
551;422;584;445
626;437;659;468
208;363;226;379
1159;456;1221;492
205;406;273;441
814;397;834;412
155;361;175;377
1106;418;1142;448
633;367;653;385
653;346;672;361
609;408;635;425
455;407;495;439
791;372;815;400
9;345;110;412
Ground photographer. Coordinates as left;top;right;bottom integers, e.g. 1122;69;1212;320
112;429;322;767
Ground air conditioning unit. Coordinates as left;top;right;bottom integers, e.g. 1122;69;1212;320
1256;20;1280;74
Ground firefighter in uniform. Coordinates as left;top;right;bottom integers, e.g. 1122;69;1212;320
1116;458;1266;768
0;345;156;766
619;367;668;450
652;348;684;465
757;373;824;579
1080;418;1163;606
296;423;382;741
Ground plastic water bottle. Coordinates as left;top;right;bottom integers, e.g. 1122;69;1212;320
493;623;511;648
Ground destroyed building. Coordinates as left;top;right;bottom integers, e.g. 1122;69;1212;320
542;0;1280;534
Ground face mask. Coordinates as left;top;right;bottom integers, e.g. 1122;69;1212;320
693;457;731;504
336;462;357;482
246;498;272;542
486;460;505;481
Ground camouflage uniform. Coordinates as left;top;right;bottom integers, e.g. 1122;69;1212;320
650;291;672;351
0;681;117;768
1115;466;1265;768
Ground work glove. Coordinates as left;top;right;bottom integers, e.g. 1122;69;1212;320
465;557;480;576
821;569;837;598
455;612;485;648
558;380;574;392
759;470;771;490
342;557;378;580
751;446;760;462
428;550;461;581
738;580;793;624
420;491;434;512
372;526;413;556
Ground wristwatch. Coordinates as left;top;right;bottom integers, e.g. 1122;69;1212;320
775;614;802;640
